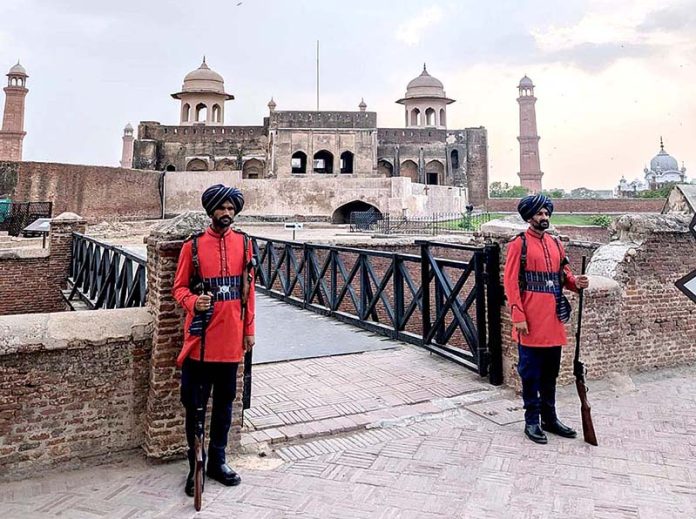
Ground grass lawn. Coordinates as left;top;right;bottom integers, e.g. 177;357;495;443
487;213;603;226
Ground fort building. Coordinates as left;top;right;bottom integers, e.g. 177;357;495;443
128;60;489;206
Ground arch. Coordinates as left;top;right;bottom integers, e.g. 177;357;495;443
215;159;237;171
450;149;459;170
410;108;421;126
165;164;176;171
400;160;418;183
243;158;264;179
291;151;307;173
377;159;394;177
313;150;334;174
439;108;446;127
425;108;436;126
425;159;444;185
182;103;191;122
331;200;382;225
195;103;207;123
340;151;354;174
186;158;208;171
212;104;221;123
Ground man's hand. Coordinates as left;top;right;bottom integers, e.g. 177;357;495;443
195;294;212;312
576;275;589;290
243;335;255;352
513;321;529;335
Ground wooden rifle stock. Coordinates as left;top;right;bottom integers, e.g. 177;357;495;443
574;257;598;446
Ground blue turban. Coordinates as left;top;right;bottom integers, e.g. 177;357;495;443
201;184;244;216
517;194;554;221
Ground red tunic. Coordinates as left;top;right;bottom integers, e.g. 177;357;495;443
503;229;578;347
173;227;255;367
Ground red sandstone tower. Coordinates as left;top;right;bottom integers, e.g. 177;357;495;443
0;61;29;161
517;75;543;193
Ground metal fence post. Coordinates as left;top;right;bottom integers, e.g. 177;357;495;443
420;241;431;345
485;244;504;385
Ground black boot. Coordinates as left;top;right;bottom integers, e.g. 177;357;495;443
184;450;205;497
524;424;548;444
541;418;577;438
207;462;242;486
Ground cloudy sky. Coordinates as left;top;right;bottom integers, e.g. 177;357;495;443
1;0;694;190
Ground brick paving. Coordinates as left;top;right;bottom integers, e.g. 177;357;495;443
1;343;695;518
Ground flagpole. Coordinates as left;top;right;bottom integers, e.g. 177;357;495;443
316;40;319;111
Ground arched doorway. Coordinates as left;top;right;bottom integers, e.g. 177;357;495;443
187;158;208;171
340;151;354;174
425;159;444;185
313;150;334;174
243;158;264;179
291;151;307;173
400;160;418;183
425;108;436;126
377;159;394;177
450;149;459;170
331;200;382;225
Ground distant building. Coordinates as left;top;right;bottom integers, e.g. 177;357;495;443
0;61;29;161
128;60;490;205
617;138;688;197
517;75;543;193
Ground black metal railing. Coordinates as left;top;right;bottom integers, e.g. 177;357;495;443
350;212;492;235
0;201;53;237
67;233;147;310
250;236;502;384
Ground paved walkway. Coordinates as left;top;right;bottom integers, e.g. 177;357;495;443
1;335;694;518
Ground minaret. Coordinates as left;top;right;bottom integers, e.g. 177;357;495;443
0;61;29;161
120;123;134;168
517;75;543;193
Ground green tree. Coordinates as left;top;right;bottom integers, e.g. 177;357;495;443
489;182;529;198
637;182;677;198
541;188;565;198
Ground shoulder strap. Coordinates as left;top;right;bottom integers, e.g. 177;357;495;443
549;234;569;267
517;233;527;291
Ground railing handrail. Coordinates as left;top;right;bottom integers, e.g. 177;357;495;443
72;232;147;266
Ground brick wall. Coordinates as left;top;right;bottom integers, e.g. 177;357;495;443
555;225;612;243
0;213;85;315
2;161;162;220
0;308;152;481
484;197;665;213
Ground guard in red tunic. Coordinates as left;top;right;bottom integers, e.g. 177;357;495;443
503;194;589;444
173;184;255;495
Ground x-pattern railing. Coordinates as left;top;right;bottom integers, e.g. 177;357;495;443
68;233;147;310
251;236;502;383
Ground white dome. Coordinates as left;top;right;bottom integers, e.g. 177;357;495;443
8;61;27;76
172;58;233;100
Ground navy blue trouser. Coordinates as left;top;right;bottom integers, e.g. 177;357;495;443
517;345;562;426
181;358;239;466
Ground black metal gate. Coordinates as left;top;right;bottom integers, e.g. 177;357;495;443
250;236;503;385
67;232;147;310
0;201;52;237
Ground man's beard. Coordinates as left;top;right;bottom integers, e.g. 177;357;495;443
213;215;233;228
531;220;549;231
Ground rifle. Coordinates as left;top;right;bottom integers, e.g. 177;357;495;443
241;235;257;410
573;256;598;446
192;280;212;511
